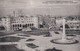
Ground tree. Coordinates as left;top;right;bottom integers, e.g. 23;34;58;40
0;26;5;30
43;15;56;29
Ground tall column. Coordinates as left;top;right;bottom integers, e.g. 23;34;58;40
62;18;67;40
52;17;77;44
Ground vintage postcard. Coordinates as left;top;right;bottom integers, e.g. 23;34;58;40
0;0;80;51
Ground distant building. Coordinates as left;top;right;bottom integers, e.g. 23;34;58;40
2;17;11;31
56;16;80;30
66;20;80;30
11;16;38;31
0;15;80;31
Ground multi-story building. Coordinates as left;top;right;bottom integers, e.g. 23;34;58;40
66;20;80;30
0;15;39;31
1;17;11;31
0;15;80;31
56;16;80;30
11;16;38;31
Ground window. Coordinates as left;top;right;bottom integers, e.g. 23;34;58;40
78;17;80;20
18;24;19;27
15;25;17;27
28;24;29;26
70;26;74;28
13;25;14;27
32;24;34;26
30;24;31;26
20;24;21;27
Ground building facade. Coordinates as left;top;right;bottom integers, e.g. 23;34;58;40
11;16;38;31
1;17;11;31
66;20;80;30
0;16;80;31
56;16;80;30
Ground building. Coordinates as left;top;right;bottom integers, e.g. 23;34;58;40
11;16;38;31
0;15;38;31
0;18;2;26
1;17;11;31
56;16;80;30
66;20;80;30
0;15;80;31
66;16;80;30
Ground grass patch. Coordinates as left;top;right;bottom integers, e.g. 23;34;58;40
45;47;62;51
0;36;21;42
12;30;50;36
26;43;39;49
43;33;52;37
23;31;50;36
0;32;16;36
18;34;30;37
26;38;35;41
54;32;59;34
0;45;24;51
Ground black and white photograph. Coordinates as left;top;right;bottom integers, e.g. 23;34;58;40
0;0;80;51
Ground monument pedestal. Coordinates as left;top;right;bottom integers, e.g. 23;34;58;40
52;18;77;44
53;38;77;44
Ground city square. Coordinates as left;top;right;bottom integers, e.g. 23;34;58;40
0;0;80;51
0;30;80;51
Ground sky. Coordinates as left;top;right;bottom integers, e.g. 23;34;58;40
0;0;80;17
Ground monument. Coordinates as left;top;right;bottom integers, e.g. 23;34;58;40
52;18;77;44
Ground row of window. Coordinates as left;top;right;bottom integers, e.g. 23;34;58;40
12;24;34;27
56;17;80;20
14;18;37;21
69;26;80;28
12;26;34;31
67;23;80;24
14;21;34;23
16;18;35;20
67;23;80;26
